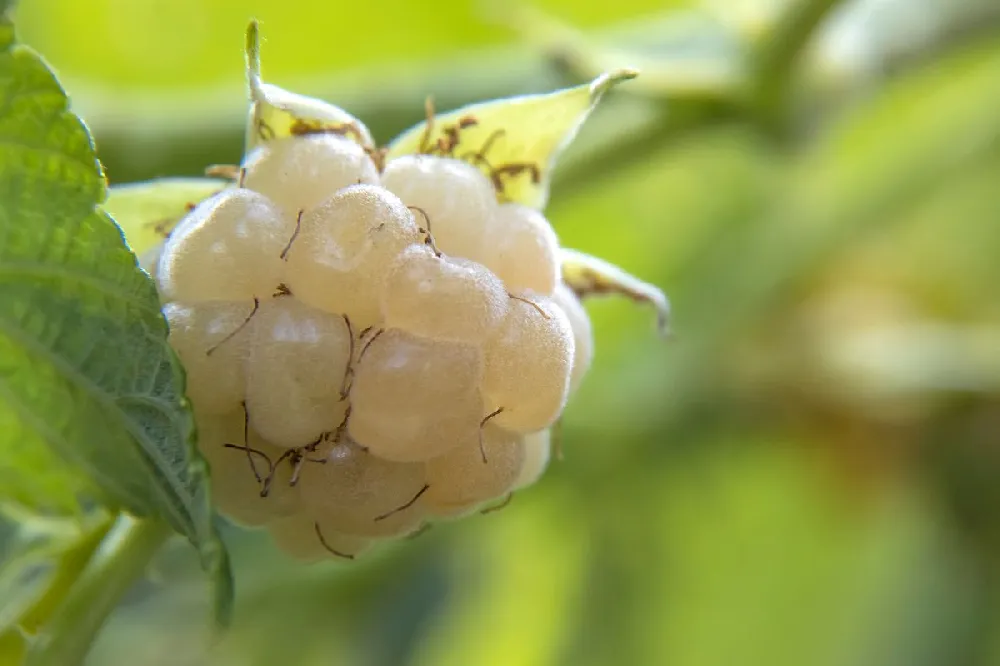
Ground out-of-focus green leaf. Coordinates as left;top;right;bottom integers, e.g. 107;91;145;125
104;178;228;257
0;13;232;625
796;37;1000;222
0;628;25;663
15;0;679;90
410;492;588;666
48;7;704;187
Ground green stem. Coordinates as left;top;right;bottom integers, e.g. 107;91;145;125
27;515;171;666
751;0;843;125
18;514;115;634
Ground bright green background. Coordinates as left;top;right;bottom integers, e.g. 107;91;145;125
12;0;1000;664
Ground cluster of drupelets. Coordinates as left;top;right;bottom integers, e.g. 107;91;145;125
152;132;594;561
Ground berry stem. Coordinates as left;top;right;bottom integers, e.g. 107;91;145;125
28;514;171;666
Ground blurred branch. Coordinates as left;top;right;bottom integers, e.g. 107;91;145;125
880;2;1000;76
486;4;743;102
751;0;844;125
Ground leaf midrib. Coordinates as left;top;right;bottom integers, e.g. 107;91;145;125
0;313;196;533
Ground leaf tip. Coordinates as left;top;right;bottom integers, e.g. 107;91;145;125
652;292;672;339
589;68;640;101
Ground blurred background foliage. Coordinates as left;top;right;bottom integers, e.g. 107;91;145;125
9;0;1000;663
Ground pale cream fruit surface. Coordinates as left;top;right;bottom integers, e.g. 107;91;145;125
284;184;420;324
513;429;552;490
424;425;525;514
268;515;372;562
315;499;425;539
348;330;483;462
245;298;351;449
551;284;594;394
197;410;299;526
164;301;255;415
381;245;508;345
139;242;163;280
242;135;380;216
381;155;495;262
157;188;292;302
299;441;427;538
482;294;575;433
422;499;480;520
481;203;560;296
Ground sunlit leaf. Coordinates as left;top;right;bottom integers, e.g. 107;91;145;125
104;178;229;257
560;248;670;336
386;70;637;209
0;15;232;626
244;20;374;153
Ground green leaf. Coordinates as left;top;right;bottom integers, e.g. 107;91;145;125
0;12;232;625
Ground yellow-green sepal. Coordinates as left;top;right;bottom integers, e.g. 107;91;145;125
243;20;375;154
385;70;638;209
560;248;670;336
